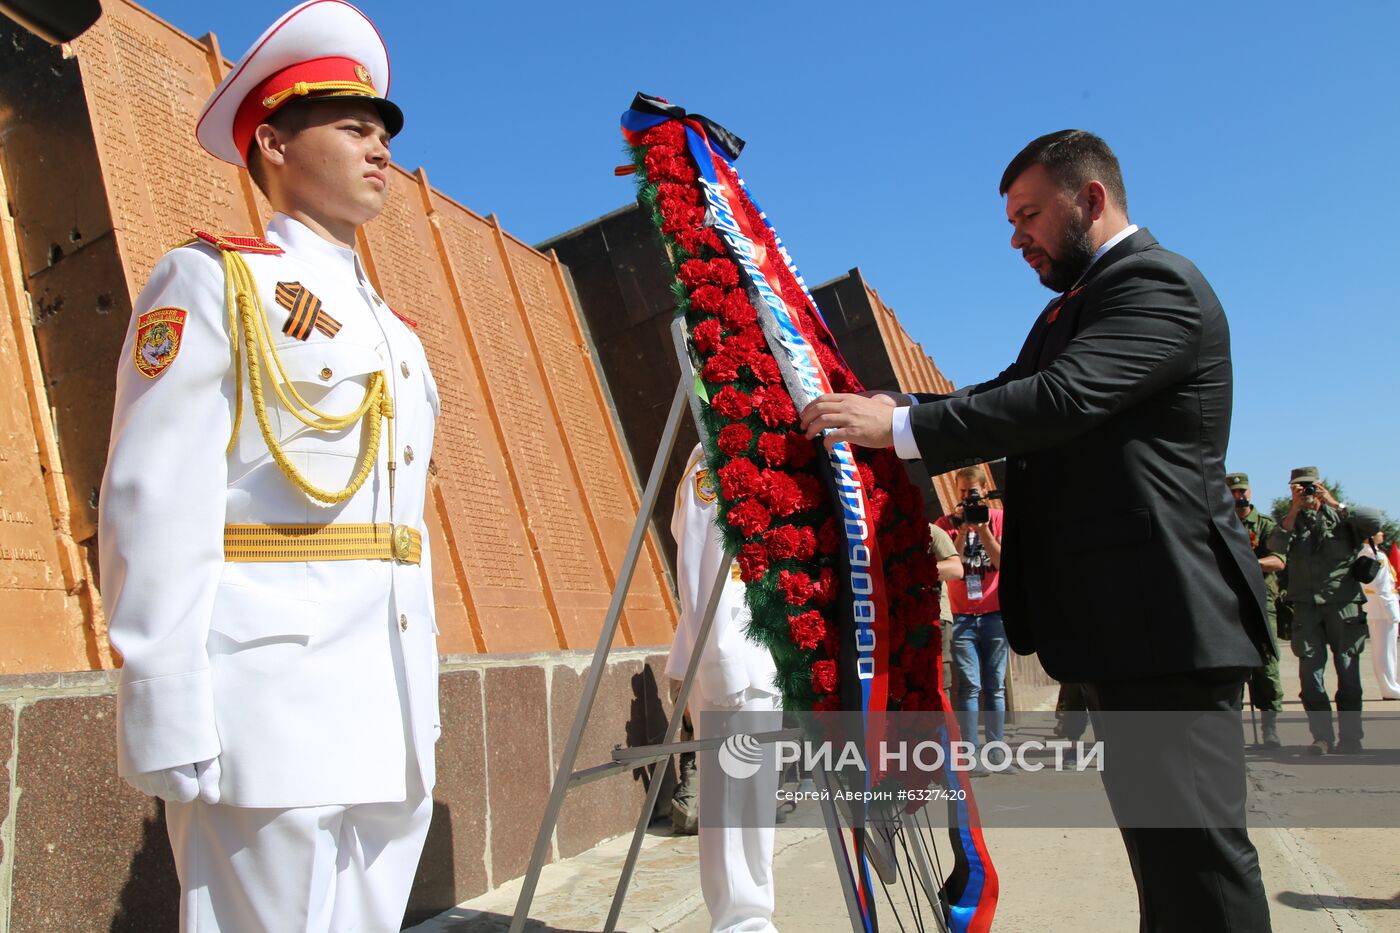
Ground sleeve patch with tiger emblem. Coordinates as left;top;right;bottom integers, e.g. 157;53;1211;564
695;467;717;504
133;307;188;378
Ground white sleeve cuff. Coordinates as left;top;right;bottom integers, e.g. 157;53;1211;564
891;406;921;460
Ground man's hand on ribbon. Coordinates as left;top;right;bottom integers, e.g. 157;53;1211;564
799;391;905;451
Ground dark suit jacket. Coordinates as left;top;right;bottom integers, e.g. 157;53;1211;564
910;228;1272;683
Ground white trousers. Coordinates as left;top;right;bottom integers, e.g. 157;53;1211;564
1368;614;1400;698
165;774;432;932
694;688;782;933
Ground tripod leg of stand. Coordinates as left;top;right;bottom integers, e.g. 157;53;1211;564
508;379;687;933
907;823;952;933
812;763;867;933
603;542;737;932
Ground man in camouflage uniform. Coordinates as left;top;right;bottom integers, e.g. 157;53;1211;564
1269;466;1384;755
1227;472;1285;747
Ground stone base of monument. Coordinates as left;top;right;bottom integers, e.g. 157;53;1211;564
0;648;677;930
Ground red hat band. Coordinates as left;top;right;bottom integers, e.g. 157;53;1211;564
232;55;380;161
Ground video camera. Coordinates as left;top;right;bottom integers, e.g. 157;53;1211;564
954;489;1002;526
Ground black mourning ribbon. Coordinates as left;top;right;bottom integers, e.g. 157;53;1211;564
630;93;746;161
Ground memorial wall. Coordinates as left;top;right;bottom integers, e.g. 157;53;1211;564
0;0;676;674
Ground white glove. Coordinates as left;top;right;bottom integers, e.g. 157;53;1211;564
711;687;750;709
125;757;221;804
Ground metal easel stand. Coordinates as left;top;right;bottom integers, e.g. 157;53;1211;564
507;374;868;933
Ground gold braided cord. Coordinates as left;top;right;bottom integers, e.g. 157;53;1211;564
220;250;391;504
261;80;377;110
224;266;245;455
228;256;378;427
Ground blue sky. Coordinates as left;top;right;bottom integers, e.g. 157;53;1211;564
142;1;1400;517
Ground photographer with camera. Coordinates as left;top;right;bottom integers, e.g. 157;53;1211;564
934;466;1005;755
1226;472;1286;747
1268;467;1384;754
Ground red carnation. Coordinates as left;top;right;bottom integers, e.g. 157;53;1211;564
762;524;803;560
892;482;919;515
885;521;915;554
736;542;769;582
759;469;803;517
870;449;902;486
753;384;798;428
678;259;712;289
812;660;838;694
868;487;892;528
830;366;858;394
717;457;763;500
810;567;837;607
793;473;824;512
756;431;789;467
719;289;758;328
727;498;772;536
815;342;840;373
913;519;932;551
640;121;687;149
816;517;841;555
727;326;766;352
655;181;699;205
644;147;680;181
748;354;782;385
788;609;826;649
708;259;740;289
716;423;752;458
676;226;725;256
814;693;841;713
701;352;740;384
779;572;816;607
689;284;726;314
857;462;877;492
662;204;705;239
786;432;817;467
795;527;817;561
692;318;722;354
709;386;752;420
885;560;912;595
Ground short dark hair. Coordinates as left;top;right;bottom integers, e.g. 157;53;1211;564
999;129;1128;215
246;102;315;197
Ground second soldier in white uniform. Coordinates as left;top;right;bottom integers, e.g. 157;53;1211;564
99;3;439;929
669;445;782;933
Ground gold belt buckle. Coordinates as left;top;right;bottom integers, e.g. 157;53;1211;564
391;524;414;562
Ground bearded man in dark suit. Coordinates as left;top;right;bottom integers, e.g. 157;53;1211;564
800;130;1274;932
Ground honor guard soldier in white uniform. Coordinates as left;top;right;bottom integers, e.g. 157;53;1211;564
98;3;440;929
668;445;782;933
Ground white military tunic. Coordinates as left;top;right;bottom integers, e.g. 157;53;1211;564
668;445;781;933
667;446;779;704
101;212;441;809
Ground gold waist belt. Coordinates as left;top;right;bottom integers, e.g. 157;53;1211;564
224;523;422;564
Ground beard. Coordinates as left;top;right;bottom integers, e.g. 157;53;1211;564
1031;215;1096;294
